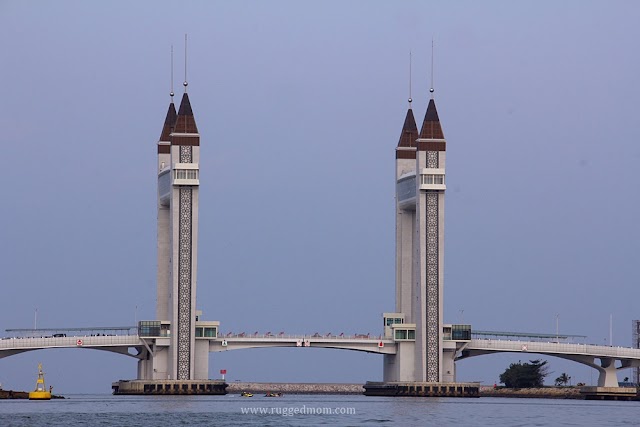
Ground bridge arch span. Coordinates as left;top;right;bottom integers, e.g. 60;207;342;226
0;346;141;361
457;339;640;387
209;337;396;355
0;336;144;362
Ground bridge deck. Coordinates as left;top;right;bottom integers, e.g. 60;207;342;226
4;334;640;366
463;339;640;361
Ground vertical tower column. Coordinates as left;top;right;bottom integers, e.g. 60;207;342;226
385;101;420;383
157;101;176;323
415;99;446;382
395;105;419;321
168;92;200;380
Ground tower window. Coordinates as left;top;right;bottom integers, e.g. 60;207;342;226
174;169;199;180
395;330;408;340
421;174;444;185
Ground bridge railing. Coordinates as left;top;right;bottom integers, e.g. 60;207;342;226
471;330;587;344
218;333;384;340
469;339;640;359
4;327;138;338
0;335;141;349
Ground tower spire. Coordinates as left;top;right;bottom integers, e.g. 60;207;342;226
175;92;198;134
419;99;443;140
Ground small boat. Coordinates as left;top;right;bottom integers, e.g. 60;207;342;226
28;363;52;400
265;392;283;397
240;391;253;397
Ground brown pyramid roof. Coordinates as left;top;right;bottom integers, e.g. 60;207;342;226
174;93;199;134
397;107;419;148
159;102;177;142
419;99;444;139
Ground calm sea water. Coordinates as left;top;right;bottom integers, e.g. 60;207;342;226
0;393;638;426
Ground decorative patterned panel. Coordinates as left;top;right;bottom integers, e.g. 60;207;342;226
180;146;192;163
427;151;439;168
177;188;192;380
426;192;439;382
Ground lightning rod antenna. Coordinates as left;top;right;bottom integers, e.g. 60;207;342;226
409;51;413;107
183;34;188;92
430;38;435;98
170;45;174;100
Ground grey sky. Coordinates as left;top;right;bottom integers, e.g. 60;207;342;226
1;1;639;393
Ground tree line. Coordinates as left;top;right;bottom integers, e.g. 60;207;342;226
499;359;573;388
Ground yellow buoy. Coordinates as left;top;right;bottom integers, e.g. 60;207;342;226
28;363;52;400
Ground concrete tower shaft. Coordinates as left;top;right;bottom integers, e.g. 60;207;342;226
415;98;446;383
395;106;418;321
154;91;202;381
168;92;201;380
157;101;176;323
390;98;446;383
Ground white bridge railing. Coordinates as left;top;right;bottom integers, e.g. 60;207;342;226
467;339;640;360
0;335;141;350
218;333;383;340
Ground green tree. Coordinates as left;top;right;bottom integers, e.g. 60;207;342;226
554;372;571;386
499;359;550;388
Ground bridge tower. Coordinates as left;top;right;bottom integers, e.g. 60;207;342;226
414;95;447;382
149;82;203;381
385;88;447;383
156;94;176;330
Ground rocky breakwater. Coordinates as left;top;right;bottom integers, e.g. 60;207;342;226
480;386;582;399
227;382;365;395
0;389;65;399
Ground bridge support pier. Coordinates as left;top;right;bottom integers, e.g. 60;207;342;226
137;345;171;380
559;355;622;388
442;348;456;383
597;358;620;388
383;341;415;382
555;354;636;388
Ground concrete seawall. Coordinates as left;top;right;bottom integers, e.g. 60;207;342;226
227;382;365;395
227;383;604;399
